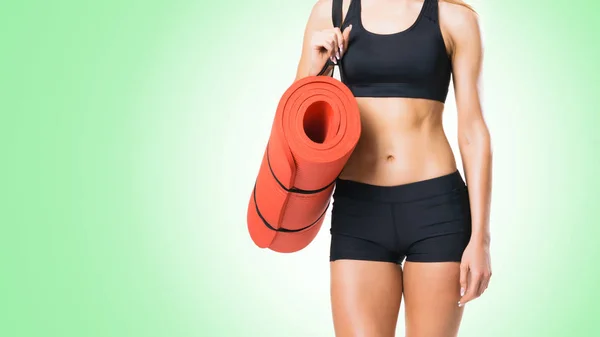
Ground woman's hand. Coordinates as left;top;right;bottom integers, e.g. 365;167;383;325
458;239;492;307
308;25;352;76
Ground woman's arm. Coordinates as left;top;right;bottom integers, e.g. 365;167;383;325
295;0;335;81
443;4;493;306
295;0;351;81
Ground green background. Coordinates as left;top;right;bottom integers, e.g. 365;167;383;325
2;0;599;336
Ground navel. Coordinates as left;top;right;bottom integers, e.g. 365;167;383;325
386;155;395;162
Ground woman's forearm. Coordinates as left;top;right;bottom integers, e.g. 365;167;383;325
459;120;493;245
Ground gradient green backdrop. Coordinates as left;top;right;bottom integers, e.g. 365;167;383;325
2;0;599;336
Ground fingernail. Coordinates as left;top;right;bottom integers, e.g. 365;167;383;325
336;52;340;59
339;46;343;55
332;57;337;64
460;287;465;296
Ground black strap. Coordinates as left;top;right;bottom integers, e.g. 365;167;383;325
317;0;345;78
317;60;335;76
332;0;343;27
266;143;337;194
252;142;337;233
422;0;439;23
252;183;330;233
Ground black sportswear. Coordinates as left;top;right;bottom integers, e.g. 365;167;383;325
327;0;452;102
329;171;471;264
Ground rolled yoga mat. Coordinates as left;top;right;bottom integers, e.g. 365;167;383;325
247;75;361;253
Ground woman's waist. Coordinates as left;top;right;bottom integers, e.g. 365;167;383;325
340;133;457;186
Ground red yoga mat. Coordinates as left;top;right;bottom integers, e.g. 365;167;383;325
247;75;361;253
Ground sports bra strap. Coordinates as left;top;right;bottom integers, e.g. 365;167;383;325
422;0;439;24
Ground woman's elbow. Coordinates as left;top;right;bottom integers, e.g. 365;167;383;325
458;119;491;153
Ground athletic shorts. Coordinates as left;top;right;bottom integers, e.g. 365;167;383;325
329;170;472;264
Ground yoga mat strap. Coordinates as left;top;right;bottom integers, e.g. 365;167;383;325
252;183;330;233
332;0;343;27
266;143;337;194
317;60;335;77
316;0;346;78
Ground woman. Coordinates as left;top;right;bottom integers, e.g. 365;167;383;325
294;0;492;336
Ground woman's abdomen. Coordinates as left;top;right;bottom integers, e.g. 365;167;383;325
339;98;457;186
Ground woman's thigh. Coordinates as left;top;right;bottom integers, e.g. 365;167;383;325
402;261;464;337
330;259;403;337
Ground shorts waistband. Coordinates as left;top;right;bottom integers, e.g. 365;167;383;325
333;170;466;203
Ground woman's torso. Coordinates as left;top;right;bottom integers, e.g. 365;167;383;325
334;0;457;186
340;98;456;186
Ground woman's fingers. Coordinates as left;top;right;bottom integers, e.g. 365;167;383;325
341;24;353;55
477;270;492;296
324;31;340;61
459;263;468;300
320;32;338;62
316;36;335;63
459;268;484;307
332;28;343;58
311;26;352;68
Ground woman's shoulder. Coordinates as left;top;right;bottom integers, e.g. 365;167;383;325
438;1;480;41
306;0;335;29
313;0;333;11
438;1;479;29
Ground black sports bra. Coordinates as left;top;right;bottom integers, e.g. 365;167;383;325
322;0;452;103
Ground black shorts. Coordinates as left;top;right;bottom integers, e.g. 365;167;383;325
329;171;472;264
